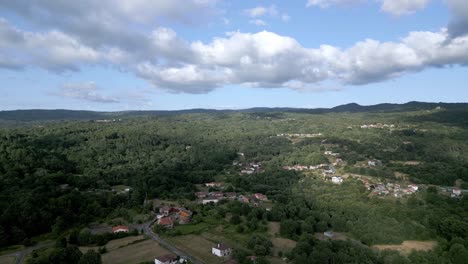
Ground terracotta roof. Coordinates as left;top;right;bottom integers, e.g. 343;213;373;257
179;210;192;217
155;254;177;262
112;225;129;232
159;217;174;226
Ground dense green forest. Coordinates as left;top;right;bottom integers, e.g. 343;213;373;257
0;104;468;263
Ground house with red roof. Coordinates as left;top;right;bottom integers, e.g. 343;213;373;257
158;217;174;229
112;225;129;233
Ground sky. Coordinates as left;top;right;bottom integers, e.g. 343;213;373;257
0;0;467;111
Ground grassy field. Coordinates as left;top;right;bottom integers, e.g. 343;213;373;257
0;245;23;256
0;255;15;264
80;235;146;253
166;235;224;264
100;239;170;264
271;238;297;256
173;222;212;235
373;240;437;255
268;222;280;236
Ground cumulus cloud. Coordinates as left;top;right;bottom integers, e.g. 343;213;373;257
0;19;103;72
136;29;468;92
446;0;468;38
381;0;430;16
1;1;468;94
307;0;429;15
0;0;219;54
56;82;120;103
244;6;278;17
244;5;289;24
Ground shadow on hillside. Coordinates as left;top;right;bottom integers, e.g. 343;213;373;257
405;110;468;128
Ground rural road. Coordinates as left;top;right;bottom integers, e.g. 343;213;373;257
4;241;53;264
139;218;204;264
4;219;203;264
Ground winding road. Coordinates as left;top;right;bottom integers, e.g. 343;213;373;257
138;217;204;264
4;217;203;264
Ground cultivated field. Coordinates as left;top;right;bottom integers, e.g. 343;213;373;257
166;234;224;264
373;240;437;255
80;235;146;252
0;255;15;264
101;239;170;264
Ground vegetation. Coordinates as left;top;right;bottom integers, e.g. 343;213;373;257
0;104;467;263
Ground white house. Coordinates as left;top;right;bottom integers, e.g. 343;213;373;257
452;188;462;197
154;254;178;264
202;198;219;204
408;184;419;191
331;176;343;184
212;243;231;257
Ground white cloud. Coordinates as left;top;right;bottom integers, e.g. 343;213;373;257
306;0;364;8
244;6;278;18
249;19;268;26
0;19;104;72
381;0;430;16
244;5;288;24
446;0;468;37
57;82;120;103
1;1;468;94
281;14;291;22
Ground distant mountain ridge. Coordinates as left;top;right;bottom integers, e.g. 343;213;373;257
0;101;467;121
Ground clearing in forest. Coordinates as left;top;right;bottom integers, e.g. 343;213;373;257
373;240;437;255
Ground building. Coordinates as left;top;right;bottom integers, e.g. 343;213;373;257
368;160;382;167
178;209;192;224
202;198;219;204
331;176;343;184
212;243;232;257
324;231;334;239
408;184;419;192
205;182;223;187
159;206;171;216
158;217;174;229
154;254;178;264
112;225;129;233
195;192;208;199
452;188;462;197
225;192;237;199
254;193;268;201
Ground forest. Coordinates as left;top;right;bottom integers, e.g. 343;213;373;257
0;103;467;263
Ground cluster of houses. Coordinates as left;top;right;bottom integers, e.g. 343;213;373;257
361;179;419;197
276;133;323;138
360;124;395;129
156;207;193;229
235;162;262;175
440;187;464;198
196;191;268;206
283;163;333;172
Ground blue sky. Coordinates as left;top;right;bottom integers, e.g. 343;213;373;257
0;0;467;110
